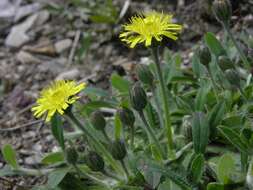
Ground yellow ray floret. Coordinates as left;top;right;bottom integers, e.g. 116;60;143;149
120;11;182;48
32;80;86;122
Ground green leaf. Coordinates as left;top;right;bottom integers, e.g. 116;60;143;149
192;112;209;154
51;114;65;150
0;165;18;176
114;112;122;140
83;87;109;97
147;161;193;189
192;54;206;78
194;85;210;111
208;101;226;138
84;100;117;109
1;144;19;169
217;153;235;184
59;173;88;190
145;102;160;129
47;168;69;188
207;183;225;190
189;154;205;184
77;32;92;63
158;179;171;190
218;126;250;154
204;32;226;57
41;152;64;165
111;73;131;94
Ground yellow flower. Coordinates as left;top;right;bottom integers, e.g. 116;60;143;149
32;80;86;122
120;11;182;48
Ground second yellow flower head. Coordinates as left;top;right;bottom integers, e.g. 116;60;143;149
120;11;182;48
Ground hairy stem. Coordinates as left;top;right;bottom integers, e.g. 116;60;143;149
139;110;164;159
224;24;250;69
151;47;175;159
66;112;124;177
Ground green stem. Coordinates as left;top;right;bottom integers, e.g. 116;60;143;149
224;24;250;69
151;86;164;128
13;167;53;176
73;164;110;188
103;169;122;181
102;129;111;143
66;112;124;177
151;47;175;159
207;68;219;101
139;110;164;159
120;160;129;178
130;125;135;150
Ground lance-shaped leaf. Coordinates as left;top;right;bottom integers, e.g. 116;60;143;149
192;112;209;154
218;125;250;154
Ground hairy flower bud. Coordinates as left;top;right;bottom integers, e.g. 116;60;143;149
218;56;234;71
111;140;127;160
117;107;135;127
182;116;192;142
90;111;106;131
198;46;211;67
65;147;78;165
86;151;105;172
136;64;154;86
129;83;147;112
225;69;240;87
212;0;232;25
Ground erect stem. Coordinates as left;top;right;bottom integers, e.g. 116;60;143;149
151;86;164;128
102;129;111;144
206;67;219;101
138;110;164;160
120;159;130;178
130;125;135;150
73;164;110;188
223;24;250;69
66;112;124;177
150;47;175;159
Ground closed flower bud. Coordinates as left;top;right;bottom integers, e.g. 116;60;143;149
86;151;105;172
136;64;154;86
198;46;211;67
129;83;147;112
117;107;135;127
111;140;127;160
218;56;234;71
225;69;240;87
65;147;78;165
212;0;232;25
182;116;192;142
90;111;106;131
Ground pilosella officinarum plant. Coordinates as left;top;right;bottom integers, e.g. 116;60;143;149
1;0;253;189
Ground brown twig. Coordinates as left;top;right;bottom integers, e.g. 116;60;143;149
0;119;43;132
68;30;81;66
0;103;35;125
0;177;33;189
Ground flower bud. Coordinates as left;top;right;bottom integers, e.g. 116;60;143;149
182;116;192;142
198;46;211;67
111;140;127;160
136;64;154;86
117;107;135;127
90;111;106;131
218;56;234;71
129;83;147;112
86;151;105;172
225;69;240;87
212;0;232;25
65;147;78;165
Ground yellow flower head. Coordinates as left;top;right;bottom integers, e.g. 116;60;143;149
120;11;182;48
32;80;86;122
